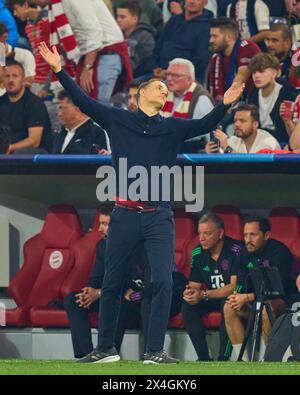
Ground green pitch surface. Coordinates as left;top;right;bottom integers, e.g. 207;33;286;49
0;360;299;375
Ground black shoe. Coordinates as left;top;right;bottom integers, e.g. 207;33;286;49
77;348;120;364
143;350;179;364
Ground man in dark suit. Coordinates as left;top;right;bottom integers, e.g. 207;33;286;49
52;90;109;155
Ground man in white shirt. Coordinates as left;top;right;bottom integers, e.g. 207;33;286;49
32;0;130;103
52;90;109;154
227;0;270;46
0;21;35;88
206;104;280;153
162;58;215;151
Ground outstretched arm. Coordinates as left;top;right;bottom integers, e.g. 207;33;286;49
38;42;112;131
179;82;244;140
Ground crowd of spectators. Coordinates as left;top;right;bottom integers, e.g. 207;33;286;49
0;0;299;154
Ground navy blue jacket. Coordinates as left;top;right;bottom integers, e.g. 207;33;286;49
87;239;107;289
57;70;229;205
52;119;108;154
152;10;213;83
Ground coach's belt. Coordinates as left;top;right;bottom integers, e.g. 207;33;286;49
115;202;157;213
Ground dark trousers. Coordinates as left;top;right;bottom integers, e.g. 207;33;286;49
98;206;174;353
64;293;99;358
182;299;228;361
64;293;141;358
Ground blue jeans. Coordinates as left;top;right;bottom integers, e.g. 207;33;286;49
97;54;122;104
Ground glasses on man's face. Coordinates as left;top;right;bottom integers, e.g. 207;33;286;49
165;72;188;79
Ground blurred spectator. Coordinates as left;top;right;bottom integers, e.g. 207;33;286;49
31;0;132;103
167;0;184;16
52;90;109;154
209;17;260;103
14;12;30;49
289;116;300;150
0;21;35;86
0;0;19;46
217;0;232;16
224;216;292;361
127;79;139;111
0;60;52;153
113;0;164;37
182;213;242;361
248;52;297;143
263;0;287;17
206;104;281;153
0;124;10;153
6;0;74;133
116;0;155;79
266;23;300;90
285;0;300;17
162;58;214;151
279;94;299;136
153;0;213;84
227;0;270;46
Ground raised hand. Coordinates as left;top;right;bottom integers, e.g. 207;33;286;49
223;82;245;106
38;42;62;73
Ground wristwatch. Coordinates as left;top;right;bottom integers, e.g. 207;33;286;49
84;64;93;70
202;290;209;301
224;146;233;154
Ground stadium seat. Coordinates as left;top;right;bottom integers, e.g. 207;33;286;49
172;207;242;331
174;209;197;274
6;205;83;327
30;210;104;327
268;208;300;280
212;205;243;241
269;207;300;245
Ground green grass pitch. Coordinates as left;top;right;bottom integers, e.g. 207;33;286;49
0;360;299;375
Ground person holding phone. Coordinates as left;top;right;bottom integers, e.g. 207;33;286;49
205;104;281;153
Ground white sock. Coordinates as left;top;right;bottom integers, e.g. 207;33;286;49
232;344;249;362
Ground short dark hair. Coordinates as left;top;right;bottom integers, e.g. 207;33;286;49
136;78;167;103
98;206;111;217
198;213;225;230
210;17;239;37
0;125;11;154
270;23;292;42
5;0;36;10
5;59;25;74
249;53;280;74
128;79;141;90
116;0;141;18
244;215;271;233
57;89;74;104
0;22;8;36
235;104;260;123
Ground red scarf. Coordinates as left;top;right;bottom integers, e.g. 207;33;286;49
76;41;133;100
209;54;224;103
161;82;197;118
49;0;81;63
